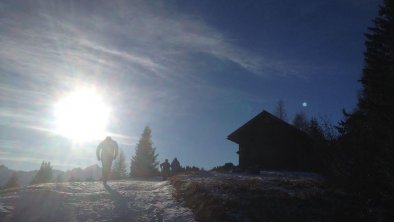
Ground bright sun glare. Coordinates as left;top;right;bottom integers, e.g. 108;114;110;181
54;89;110;142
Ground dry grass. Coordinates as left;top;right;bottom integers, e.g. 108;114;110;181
169;172;388;221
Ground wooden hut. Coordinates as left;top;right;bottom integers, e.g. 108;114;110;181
228;110;315;171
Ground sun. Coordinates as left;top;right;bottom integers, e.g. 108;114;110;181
54;89;110;142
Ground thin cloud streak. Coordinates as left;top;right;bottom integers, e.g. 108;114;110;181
1;0;266;135
0;0;300;84
0;0;311;170
0;0;303;123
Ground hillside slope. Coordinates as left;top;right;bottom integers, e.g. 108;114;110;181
2;172;390;221
170;171;390;221
0;180;195;221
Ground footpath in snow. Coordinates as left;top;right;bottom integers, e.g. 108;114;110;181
0;179;195;222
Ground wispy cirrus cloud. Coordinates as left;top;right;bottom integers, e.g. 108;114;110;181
0;0;303;169
0;0;297;83
0;2;248;139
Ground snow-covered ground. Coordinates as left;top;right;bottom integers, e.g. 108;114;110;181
0;179;195;221
2;171;386;221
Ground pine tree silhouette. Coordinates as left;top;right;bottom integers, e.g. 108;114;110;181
5;172;20;188
130;126;159;178
292;111;309;132
339;0;394;197
30;161;53;185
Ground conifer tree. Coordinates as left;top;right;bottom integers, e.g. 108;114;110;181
30;161;53;184
130;126;159;177
5;172;20;188
339;0;394;197
359;0;394;121
112;150;127;180
292;111;309;132
307;118;325;141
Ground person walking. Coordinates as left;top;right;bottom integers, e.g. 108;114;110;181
97;136;118;184
171;157;181;175
160;159;171;180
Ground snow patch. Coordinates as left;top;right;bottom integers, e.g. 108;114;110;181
1;180;195;221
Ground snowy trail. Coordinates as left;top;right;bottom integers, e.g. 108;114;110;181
0;180;195;222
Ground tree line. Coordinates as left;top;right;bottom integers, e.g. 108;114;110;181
2;125;192;188
272;0;394;209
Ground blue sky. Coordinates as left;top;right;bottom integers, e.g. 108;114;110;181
0;0;380;171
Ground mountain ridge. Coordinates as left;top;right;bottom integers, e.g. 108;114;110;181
0;164;102;186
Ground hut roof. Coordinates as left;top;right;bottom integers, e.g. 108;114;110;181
227;110;309;144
